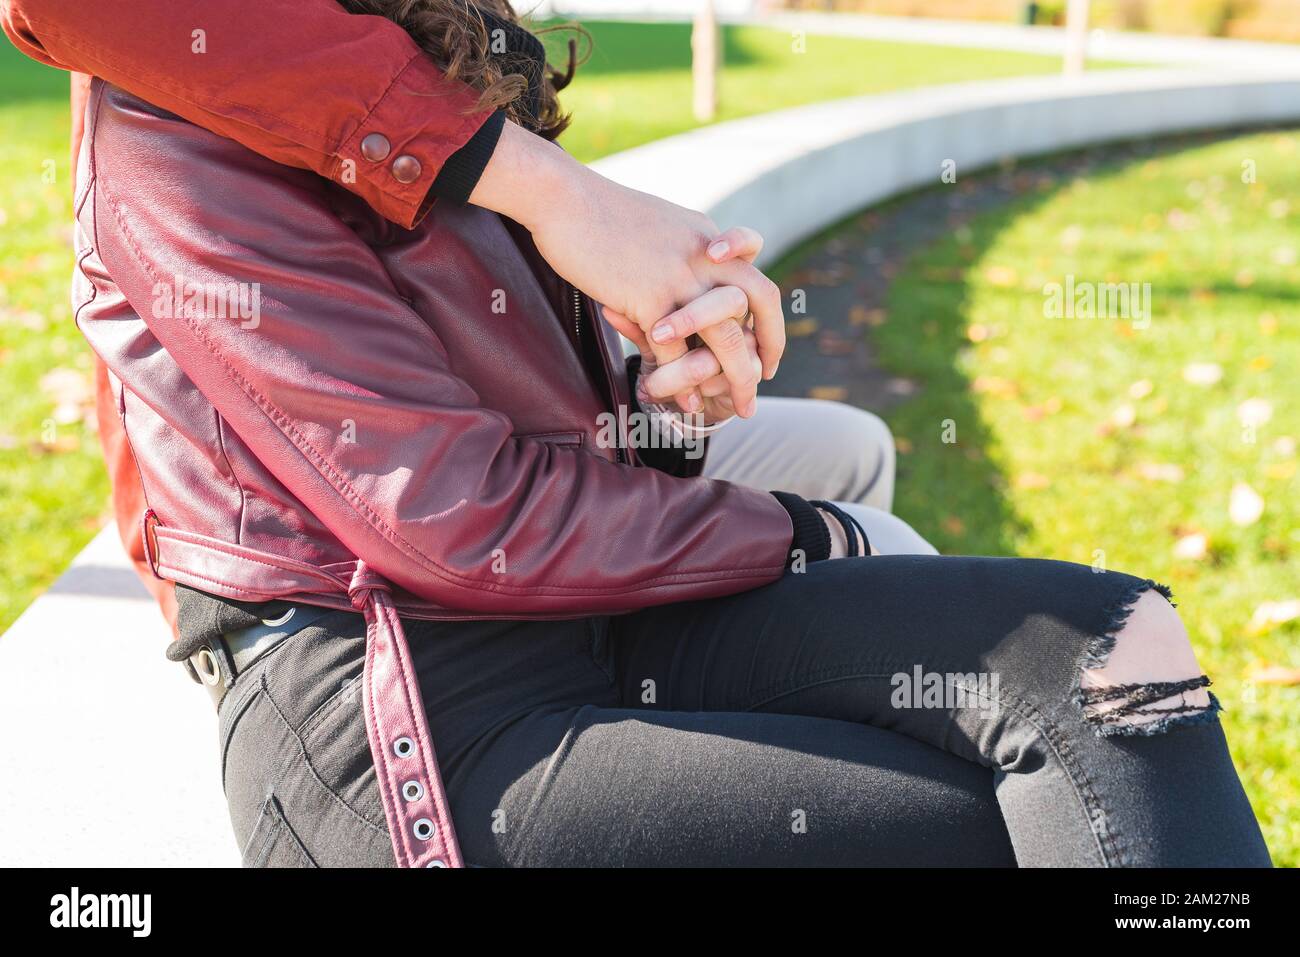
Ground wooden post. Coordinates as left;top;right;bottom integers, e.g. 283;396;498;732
692;0;719;122
1063;0;1091;76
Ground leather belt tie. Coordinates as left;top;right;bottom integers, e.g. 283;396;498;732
143;510;463;869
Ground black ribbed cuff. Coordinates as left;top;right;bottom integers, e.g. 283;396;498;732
771;491;831;566
430;109;506;205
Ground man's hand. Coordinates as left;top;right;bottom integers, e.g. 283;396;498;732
469;121;785;418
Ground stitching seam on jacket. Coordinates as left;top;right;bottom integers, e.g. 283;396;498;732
99;186;785;599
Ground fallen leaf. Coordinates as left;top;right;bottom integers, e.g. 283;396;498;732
849;306;886;328
1111;404;1137;429
984;265;1018;287
1182;362;1223;386
817;331;856;356
786;317;820;338
1173;532;1209;560
972;376;1019;399
1138;463;1185;482
1237;398;1273;427
942;516;966;536
1015;472;1050;490
1128;379;1154;399
1248;600;1300;635
893;437;913;455
807;385;847;402
1247;665;1300;686
1229;482;1265;526
1249;355;1274;372
966;323;990;343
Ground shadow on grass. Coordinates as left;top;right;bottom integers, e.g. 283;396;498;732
876;206;1034;558
768;133;1257;558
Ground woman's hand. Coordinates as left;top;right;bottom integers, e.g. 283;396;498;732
607;286;759;426
470;122;785;417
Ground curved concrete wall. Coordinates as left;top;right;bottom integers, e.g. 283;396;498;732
592;68;1300;267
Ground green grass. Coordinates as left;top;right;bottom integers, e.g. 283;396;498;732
546;20;1132;161
0;22;1113;631
866;131;1299;864
0;39;110;631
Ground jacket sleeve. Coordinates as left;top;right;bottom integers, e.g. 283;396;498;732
1;0;494;226
83;85;796;616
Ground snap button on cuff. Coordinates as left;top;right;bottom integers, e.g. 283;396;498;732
391;154;422;184
360;133;391;162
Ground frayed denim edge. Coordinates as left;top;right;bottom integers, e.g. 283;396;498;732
1077;579;1221;738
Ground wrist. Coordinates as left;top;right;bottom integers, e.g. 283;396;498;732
472;118;586;231
818;508;846;559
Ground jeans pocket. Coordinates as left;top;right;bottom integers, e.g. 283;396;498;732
242;795;317;868
297;679;387;831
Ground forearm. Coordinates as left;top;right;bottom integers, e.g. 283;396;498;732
467;118;592;230
2;0;492;227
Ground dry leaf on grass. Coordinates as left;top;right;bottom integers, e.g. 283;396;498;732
1172;532;1209;560
786;317;820;338
1229;482;1265;527
1248;600;1300;635
807;385;848;402
1247;665;1300;686
1182;362;1223;386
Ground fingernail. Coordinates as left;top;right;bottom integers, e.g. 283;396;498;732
686;394;702;412
764;362;779;381
650;323;674;344
707;240;729;260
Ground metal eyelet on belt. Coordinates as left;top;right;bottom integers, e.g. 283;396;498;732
260;607;295;628
413;818;435;841
402;780;424;802
393;736;415;758
426;858;447;868
195;647;221;686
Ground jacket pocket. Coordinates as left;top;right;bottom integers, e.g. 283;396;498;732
242;795;318;868
515;430;584;448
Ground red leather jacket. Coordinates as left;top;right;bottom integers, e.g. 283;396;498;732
76;81;796;619
74;82;801;867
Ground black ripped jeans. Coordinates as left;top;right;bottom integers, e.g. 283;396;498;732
190;556;1272;867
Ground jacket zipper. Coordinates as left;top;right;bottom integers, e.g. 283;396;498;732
569;283;627;464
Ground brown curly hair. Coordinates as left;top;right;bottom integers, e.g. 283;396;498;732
336;0;583;140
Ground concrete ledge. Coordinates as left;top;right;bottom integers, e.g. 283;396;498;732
592;68;1300;268
0;528;237;866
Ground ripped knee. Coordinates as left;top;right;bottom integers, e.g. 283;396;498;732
1078;583;1220;736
